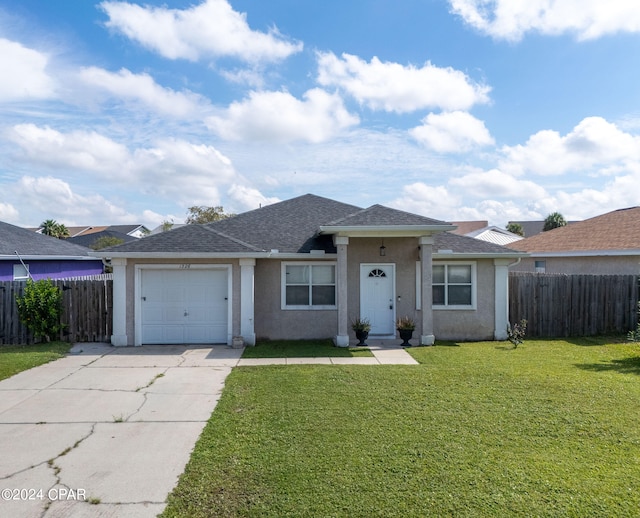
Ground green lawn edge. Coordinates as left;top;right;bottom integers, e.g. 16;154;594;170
0;342;72;381
163;338;640;517
241;339;373;358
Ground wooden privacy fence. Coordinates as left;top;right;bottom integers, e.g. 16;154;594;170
0;277;113;345
509;272;639;337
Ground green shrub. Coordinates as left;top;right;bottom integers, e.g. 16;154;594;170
507;319;527;348
16;279;65;341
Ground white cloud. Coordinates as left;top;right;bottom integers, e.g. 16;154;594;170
410;111;494;152
218;67;265;88
8;124;129;172
16;176;137;225
100;0;302;63
449;168;547;199
7;124;241;207
79;67;211;117
449;0;640;41
0;38;56;102
500;117;640;176
0;202;19;223
206;88;359;143
227;184;280;212
388;183;462;221
316;52;490;113
130;138;237;205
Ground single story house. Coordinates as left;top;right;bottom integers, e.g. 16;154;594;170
93;194;526;347
509;206;640;274
0;220;104;281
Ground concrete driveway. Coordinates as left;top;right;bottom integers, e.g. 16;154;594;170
0;343;243;518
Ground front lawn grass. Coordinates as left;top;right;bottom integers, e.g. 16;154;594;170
241;338;372;358
163;338;640;517
0;341;72;381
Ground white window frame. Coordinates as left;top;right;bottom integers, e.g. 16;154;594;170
281;262;337;310
13;263;30;281
432;261;477;310
417;261;477;310
534;260;546;273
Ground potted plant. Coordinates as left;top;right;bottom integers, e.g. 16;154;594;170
396;316;416;347
351;317;371;346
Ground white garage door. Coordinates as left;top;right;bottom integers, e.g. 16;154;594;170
140;268;229;344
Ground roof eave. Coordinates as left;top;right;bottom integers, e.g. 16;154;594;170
525;249;640;258
0;255;96;261
318;224;457;237
90;251;269;259
433;252;530;260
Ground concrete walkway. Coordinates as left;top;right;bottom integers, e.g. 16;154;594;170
237;344;418;366
0;343;416;517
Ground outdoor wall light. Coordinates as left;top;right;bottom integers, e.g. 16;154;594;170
379;240;386;256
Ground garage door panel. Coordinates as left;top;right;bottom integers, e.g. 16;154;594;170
140;268;229;345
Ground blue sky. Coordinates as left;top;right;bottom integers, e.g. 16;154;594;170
2;0;640;230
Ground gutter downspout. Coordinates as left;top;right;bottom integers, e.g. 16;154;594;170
14;250;34;280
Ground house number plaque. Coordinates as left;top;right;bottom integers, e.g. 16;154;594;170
179;264;191;269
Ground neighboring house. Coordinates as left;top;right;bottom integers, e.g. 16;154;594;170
450;221;488;235
93;194;526;347
451;221;522;246
34;224;150;239
507;219;577;238
67;230;138;249
0;220;104;281
509;206;640;274
465;226;523;246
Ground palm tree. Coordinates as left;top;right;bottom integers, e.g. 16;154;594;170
40;219;69;239
506;222;524;236
543;212;567;231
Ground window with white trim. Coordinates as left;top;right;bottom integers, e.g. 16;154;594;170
282;262;336;309
432;263;475;308
13;263;29;281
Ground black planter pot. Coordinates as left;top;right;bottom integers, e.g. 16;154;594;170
355;330;369;346
398;329;413;347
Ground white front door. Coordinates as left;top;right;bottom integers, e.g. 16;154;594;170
140;268;229;344
360;264;395;336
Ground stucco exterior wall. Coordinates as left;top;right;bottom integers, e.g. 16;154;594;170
512;255;640;275
120;247;503;344
346;237;420;340
254;259;337;340
253;238;499;342
433;259;496;341
124;258;241;346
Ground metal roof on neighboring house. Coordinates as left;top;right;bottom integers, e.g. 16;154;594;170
465;226;523;246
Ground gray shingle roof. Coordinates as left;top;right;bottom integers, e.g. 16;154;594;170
0;220;93;257
206;194;361;253
67;230;137;249
100;224;262;253
103;194;523;256
435;232;522;255
325;204;450;227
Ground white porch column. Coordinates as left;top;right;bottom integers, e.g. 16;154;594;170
419;236;435;345
334;236;349;347
239;258;256;346
494;259;511;340
111;258;128;346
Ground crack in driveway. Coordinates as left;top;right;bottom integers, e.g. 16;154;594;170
1;343;242;517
